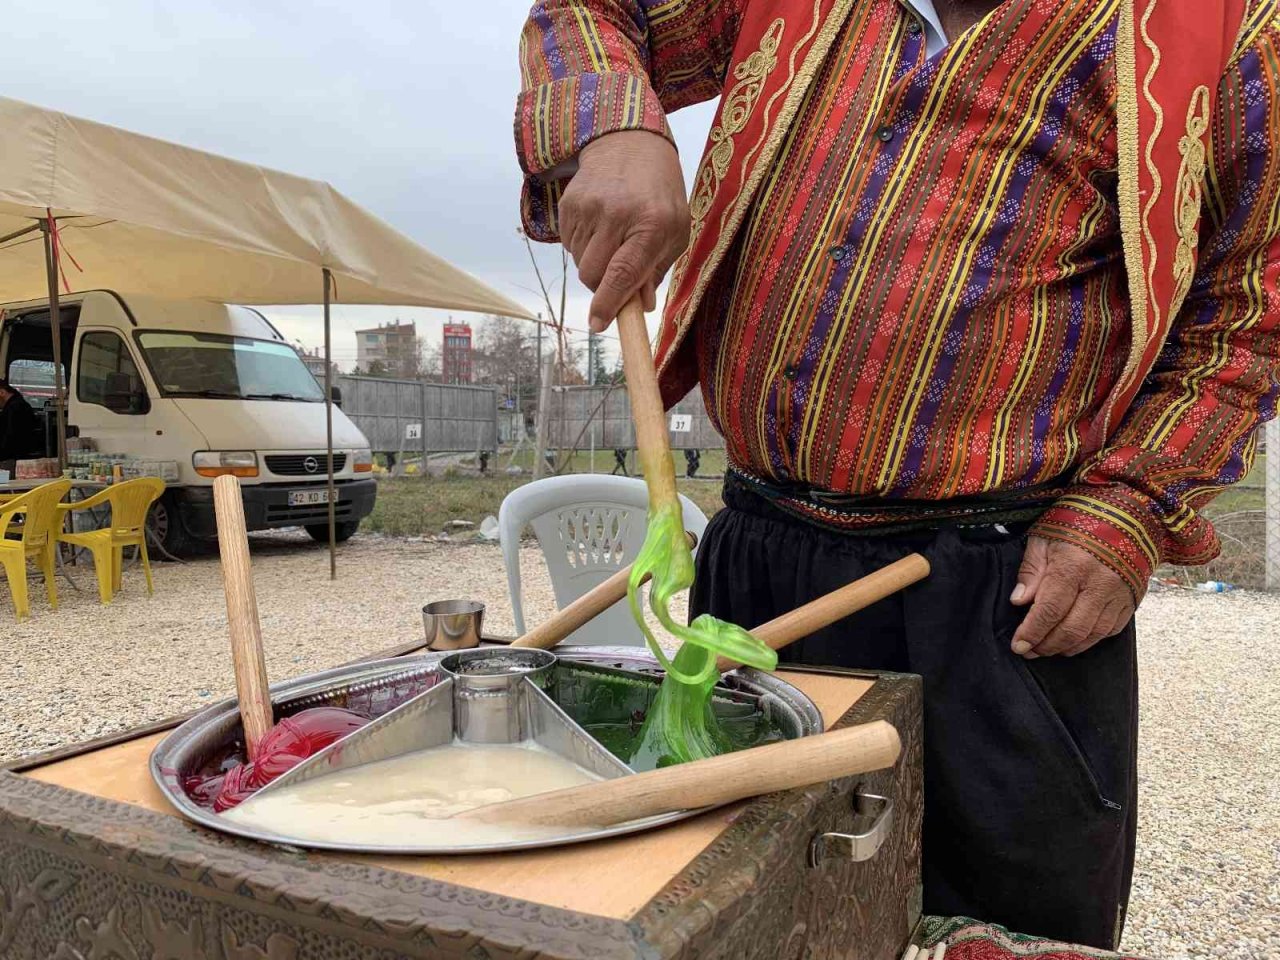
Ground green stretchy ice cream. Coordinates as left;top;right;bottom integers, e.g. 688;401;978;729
625;452;777;768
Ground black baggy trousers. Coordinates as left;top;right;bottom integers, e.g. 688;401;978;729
690;483;1139;949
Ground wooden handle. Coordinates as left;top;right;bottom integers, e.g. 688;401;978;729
512;530;698;650
458;719;901;828
717;553;931;671
212;475;273;760
617;297;677;506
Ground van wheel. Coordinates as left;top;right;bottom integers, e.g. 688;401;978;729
305;521;360;544
147;494;196;558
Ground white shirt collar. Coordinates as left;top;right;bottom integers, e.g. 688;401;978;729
900;0;950;56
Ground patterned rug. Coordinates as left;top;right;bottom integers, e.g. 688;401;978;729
918;918;1145;959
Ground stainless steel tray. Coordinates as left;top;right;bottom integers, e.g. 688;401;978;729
150;646;823;855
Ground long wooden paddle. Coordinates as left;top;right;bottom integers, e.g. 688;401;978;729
212;475;274;760
511;531;697;650
717;553;931;671
615;297;679;529
512;549;930;664
456;718;901;828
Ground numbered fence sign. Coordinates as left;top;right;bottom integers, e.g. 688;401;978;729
405;423;423;440
669;414;693;433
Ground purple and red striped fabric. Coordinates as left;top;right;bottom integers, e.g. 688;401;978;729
516;0;1280;594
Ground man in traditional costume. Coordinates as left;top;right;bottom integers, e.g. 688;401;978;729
515;0;1280;947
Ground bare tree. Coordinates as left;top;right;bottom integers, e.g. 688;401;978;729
519;230;577;477
417;338;443;382
473;314;541;424
386;334;426;380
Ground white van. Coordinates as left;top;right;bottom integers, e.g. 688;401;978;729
0;291;375;553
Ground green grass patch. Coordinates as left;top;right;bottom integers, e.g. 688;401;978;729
365;450;1269;590
362;455;727;538
363;474;526;537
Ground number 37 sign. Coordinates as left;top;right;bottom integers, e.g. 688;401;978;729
669;414;692;433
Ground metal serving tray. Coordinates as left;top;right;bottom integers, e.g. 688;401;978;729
150;646;823;855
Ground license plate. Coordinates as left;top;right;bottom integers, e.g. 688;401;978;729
288;489;331;506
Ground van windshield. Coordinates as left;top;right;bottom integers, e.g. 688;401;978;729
136;332;325;401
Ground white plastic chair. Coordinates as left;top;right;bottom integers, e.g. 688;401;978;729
498;474;709;646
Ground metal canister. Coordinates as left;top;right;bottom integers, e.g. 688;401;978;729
438;648;556;743
421;599;485;651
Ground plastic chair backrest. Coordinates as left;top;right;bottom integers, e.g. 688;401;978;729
3;479;72;549
497;475;709;645
104;478;166;536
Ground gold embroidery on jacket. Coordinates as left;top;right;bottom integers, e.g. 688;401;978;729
659;0;839;379
1137;0;1165;336
1170;86;1212;318
1104;0;1153;446
687;19;785;245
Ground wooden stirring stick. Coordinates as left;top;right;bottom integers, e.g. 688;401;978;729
616;297;679;522
512;530;697;650
719;553;931;671
212;475;273;760
457;718;901;828
513;532;929;663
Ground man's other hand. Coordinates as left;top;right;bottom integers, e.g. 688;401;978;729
1009;536;1139;658
559;131;691;332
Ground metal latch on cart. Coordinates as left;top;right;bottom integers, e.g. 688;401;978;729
809;791;894;867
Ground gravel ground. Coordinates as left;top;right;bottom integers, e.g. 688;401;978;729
0;533;1275;958
1125;588;1279;959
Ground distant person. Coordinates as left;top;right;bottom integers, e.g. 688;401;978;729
0;378;37;464
611;449;629;476
683;449;700;479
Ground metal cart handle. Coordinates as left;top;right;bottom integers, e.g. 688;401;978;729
808;791;894;867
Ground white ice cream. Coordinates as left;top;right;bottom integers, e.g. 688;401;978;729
224;739;602;847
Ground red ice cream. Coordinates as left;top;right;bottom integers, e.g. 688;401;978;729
183;707;370;812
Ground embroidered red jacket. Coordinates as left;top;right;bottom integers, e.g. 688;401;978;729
516;0;1280;594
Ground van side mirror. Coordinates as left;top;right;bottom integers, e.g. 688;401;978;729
102;389;150;415
103;373;150;415
330;385;343;408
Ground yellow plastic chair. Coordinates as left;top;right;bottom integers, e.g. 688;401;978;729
0;479;71;620
57;478;165;605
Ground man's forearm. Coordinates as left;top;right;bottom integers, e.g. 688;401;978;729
1028;15;1280;593
515;0;744;241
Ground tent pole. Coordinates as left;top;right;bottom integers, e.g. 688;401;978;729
323;268;336;581
39;214;67;469
0;222;43;246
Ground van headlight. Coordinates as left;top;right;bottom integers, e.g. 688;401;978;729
193;451;259;478
353;448;373;473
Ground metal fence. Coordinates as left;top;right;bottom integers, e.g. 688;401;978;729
335;373;1280;590
546;386;723;451
336;376;499;455
334;378;723;457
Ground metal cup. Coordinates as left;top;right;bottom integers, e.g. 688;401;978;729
422;599;485;651
438;648;557;743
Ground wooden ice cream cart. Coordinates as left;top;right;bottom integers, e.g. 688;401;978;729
0;637;921;960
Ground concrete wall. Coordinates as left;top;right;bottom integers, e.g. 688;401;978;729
547;386;723;451
337;376;498;454
338;377;723;455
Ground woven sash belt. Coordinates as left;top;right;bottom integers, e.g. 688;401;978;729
724;467;1066;536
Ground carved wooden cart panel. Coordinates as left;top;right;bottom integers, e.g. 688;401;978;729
0;670;921;960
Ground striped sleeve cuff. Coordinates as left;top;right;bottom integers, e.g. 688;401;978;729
1030;485;1220;598
516;72;673;241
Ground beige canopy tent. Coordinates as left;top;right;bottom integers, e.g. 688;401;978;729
0;95;533;575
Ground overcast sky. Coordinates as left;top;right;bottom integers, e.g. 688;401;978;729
0;1;715;370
